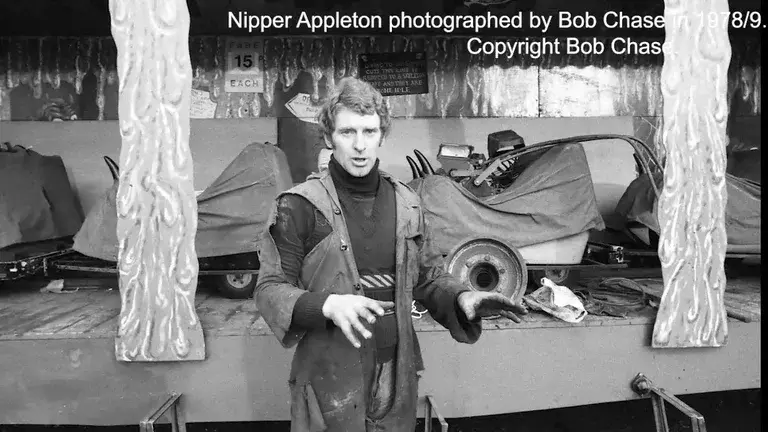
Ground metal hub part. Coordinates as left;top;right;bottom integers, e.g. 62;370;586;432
225;273;253;289
445;238;528;302
544;268;569;284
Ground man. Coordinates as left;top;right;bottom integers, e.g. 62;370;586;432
255;77;527;432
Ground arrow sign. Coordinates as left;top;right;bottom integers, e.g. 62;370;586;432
286;93;320;123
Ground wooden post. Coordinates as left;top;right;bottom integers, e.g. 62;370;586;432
109;0;205;361
653;0;731;348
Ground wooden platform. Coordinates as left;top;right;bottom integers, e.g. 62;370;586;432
0;275;761;426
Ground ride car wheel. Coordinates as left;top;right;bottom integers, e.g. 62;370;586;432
530;268;579;287
214;273;257;299
445;238;528;303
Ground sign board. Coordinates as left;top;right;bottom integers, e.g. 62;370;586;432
224;37;264;93
358;52;429;96
286;93;320;123
190;89;217;118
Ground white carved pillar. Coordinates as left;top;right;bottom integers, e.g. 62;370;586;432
109;0;205;361
654;0;731;348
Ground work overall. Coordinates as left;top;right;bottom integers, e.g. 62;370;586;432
256;170;428;432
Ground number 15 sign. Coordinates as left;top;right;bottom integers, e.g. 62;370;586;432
225;37;264;93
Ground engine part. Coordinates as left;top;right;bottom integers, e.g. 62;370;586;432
472;158;503;187
459;177;494;198
445;238;528;302
436;143;476;173
586;241;625;264
488;129;525;159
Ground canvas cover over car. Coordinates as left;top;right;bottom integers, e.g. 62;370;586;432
613;172;762;247
73;142;293;261
0;145;84;250
408;143;606;256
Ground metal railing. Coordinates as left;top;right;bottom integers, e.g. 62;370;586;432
140;392;186;432
632;373;707;432
424;395;449;432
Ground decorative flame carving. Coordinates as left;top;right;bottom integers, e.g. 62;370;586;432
653;0;731;348
109;0;205;361
0;35;760;124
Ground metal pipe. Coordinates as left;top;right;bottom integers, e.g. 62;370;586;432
103;156;120;181
406;155;423;178
484;134;663;199
414;150;436;175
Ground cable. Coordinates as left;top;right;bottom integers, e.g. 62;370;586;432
575;277;653;316
411;300;427;319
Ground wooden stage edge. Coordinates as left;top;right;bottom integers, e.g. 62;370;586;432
0;277;761;426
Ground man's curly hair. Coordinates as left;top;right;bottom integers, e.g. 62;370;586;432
316;77;392;144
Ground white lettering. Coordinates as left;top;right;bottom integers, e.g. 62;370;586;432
611;38;663;55
227;12;293;33
603;12;666;29
559;12;597;29
467;37;561;59
296;11;382;33
566;37;604;55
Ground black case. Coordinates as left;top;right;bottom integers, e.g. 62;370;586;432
488;130;525;158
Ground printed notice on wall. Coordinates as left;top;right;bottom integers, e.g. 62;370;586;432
190;89;217;118
285;93;321;124
358;52;428;97
224;37;264;93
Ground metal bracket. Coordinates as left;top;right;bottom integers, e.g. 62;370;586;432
140;392;187;432
424;395;449;432
631;374;707;432
586;241;625;264
472;158;503;186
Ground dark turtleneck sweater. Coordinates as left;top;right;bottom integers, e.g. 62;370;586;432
269;156;398;359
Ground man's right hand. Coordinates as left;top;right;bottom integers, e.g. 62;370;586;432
322;294;395;349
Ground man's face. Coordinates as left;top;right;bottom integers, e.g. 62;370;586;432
327;107;383;177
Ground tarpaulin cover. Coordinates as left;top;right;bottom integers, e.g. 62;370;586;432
0;145;84;250
613;172;762;246
408;143;605;256
73;142;293;261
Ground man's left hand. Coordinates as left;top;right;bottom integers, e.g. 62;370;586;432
457;291;529;323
